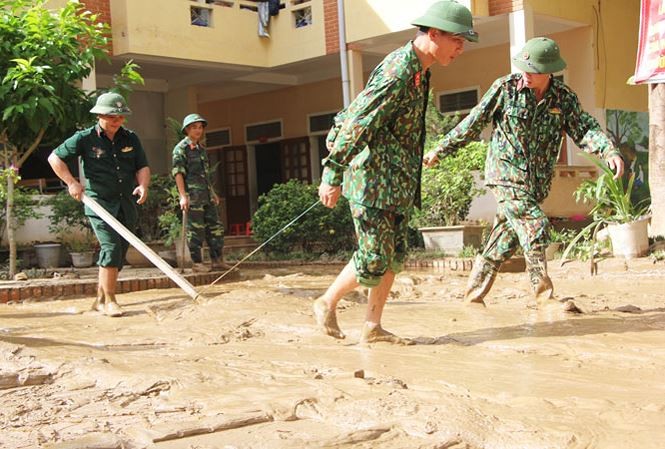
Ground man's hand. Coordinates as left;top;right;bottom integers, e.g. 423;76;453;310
212;192;220;206
179;194;190;211
67;181;84;202
607;155;625;179
318;183;341;209
423;150;440;167
133;185;148;205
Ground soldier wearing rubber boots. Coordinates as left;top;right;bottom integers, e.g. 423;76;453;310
313;1;478;343
49;92;151;317
172;113;231;273
424;37;624;307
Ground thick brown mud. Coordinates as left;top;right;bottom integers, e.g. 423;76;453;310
1;258;664;448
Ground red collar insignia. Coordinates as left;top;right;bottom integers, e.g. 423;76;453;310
414;71;421;88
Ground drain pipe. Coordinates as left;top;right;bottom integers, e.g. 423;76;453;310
337;0;351;107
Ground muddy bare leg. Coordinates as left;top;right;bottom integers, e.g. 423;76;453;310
99;266;123;317
359;270;411;344
313;261;358;339
525;248;554;303
91;284;105;312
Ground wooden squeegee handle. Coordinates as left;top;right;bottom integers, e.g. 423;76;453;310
82;194;200;301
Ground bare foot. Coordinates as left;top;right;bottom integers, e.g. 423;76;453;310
360;323;414;345
312;297;345;339
465;296;487;307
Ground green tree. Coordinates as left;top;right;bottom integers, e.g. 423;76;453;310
0;0;141;276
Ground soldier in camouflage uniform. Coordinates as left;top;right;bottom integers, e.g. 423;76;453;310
313;1;478;343
424;37;624;306
49;92;151;317
172;113;232;273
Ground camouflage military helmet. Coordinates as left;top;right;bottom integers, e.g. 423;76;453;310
89;92;132;116
411;1;478;43
512;37;566;74
181;113;208;133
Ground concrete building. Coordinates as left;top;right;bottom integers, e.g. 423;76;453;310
32;0;649;232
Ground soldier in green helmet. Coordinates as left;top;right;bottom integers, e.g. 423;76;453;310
171;113;232;272
424;37;624;308
49;92;151;317
313;0;478;344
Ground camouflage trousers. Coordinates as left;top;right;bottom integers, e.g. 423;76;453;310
187;202;224;263
349;202;409;288
466;187;553;301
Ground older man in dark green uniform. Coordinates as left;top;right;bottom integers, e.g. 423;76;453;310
49;92;151;317
171;113;230;272
314;0;478;343
424;37;624;307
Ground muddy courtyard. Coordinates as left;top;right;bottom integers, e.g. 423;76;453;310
1;258;664;449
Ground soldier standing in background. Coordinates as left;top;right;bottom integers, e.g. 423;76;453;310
172;113;232;273
314;1;479;343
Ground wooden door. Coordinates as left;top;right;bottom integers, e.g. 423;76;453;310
209;145;250;234
280;137;311;183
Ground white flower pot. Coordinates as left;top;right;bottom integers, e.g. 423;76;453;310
607;217;650;259
70;251;95;268
419;224;486;254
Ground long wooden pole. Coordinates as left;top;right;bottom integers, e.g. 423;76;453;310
82;194;200;301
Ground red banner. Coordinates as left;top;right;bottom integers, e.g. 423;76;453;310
634;0;665;84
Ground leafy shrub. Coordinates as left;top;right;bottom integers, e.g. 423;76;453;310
42;191;97;251
43;190;91;237
136;174;175;242
251;179;355;254
411;141;488;227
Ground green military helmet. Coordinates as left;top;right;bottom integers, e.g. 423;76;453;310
89;92;132;116
181;113;208;133
512;37;566;74
411;0;478;43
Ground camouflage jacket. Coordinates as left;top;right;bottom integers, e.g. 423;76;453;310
171;137;214;204
434;73;620;202
322;41;430;212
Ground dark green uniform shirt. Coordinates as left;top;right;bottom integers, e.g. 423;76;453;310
322;41;430;213
53;124;149;218
435;73;620;202
171;137;213;204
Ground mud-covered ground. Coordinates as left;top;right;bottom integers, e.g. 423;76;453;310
1;258;664;449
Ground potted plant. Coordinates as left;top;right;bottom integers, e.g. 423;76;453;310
43;190;97;268
411;141;489;254
62;232;97;268
562;153;651;261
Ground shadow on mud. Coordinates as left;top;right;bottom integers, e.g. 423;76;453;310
412;311;665;345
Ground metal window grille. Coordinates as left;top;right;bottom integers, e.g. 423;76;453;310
246;121;282;142
190;6;211;27
309;112;336;134
206;129;231;148
293;6;312;28
439;89;478;113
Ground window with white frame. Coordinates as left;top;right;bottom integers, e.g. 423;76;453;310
190;2;213;27
308;111;338;171
291;0;312;28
